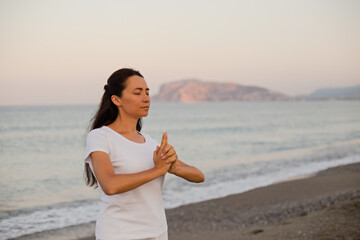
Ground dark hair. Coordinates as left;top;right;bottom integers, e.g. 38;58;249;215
84;68;144;187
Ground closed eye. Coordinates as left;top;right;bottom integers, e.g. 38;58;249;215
133;91;149;95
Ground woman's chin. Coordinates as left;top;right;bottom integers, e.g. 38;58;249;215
139;112;149;118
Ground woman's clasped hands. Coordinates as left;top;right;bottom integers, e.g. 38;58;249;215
153;132;178;175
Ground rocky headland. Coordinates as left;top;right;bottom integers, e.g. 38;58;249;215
152;79;294;102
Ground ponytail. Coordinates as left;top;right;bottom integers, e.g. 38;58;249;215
84;68;144;187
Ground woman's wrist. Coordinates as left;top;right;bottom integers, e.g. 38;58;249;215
153;166;167;176
169;168;177;175
168;161;177;175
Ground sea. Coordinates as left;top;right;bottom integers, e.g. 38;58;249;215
0;101;360;239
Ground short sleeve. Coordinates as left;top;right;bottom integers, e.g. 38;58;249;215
84;129;110;164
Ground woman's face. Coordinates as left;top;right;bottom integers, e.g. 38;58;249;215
117;75;150;118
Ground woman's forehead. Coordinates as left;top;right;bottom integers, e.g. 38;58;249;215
126;75;149;89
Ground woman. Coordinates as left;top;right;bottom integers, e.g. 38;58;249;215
84;68;205;240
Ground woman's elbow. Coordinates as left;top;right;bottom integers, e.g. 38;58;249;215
199;173;205;183
102;185;117;195
102;182;129;195
194;172;205;183
100;179;119;195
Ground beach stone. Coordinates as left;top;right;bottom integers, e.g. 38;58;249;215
250;229;264;235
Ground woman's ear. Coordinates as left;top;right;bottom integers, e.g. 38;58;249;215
111;95;122;107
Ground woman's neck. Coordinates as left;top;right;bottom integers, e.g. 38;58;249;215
108;114;138;133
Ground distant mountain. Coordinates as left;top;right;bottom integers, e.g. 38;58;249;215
152;79;293;102
297;85;360;100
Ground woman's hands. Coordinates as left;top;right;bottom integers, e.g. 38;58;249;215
91;132;204;196
168;161;177;174
153;132;178;175
153;132;205;183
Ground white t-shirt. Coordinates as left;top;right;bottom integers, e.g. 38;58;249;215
84;126;167;240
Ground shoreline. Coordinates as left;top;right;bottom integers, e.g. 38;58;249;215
166;162;360;240
13;162;360;240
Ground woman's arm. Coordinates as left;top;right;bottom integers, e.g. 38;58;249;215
90;151;168;195
158;133;205;183
168;159;205;183
90;133;173;195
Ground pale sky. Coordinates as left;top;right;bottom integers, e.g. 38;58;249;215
1;0;359;105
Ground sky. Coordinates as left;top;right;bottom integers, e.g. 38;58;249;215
0;0;359;105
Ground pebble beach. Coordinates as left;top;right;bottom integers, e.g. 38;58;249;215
165;162;360;240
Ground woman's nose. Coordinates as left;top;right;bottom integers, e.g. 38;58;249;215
143;93;150;102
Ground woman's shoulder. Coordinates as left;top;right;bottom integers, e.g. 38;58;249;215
87;126;109;139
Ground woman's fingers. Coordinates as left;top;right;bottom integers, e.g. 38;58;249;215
156;145;160;155
166;156;177;163
163;150;178;163
161;145;176;159
163;152;177;162
153;146;160;163
153;146;160;158
161;144;171;157
157;132;178;166
159;132;167;152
